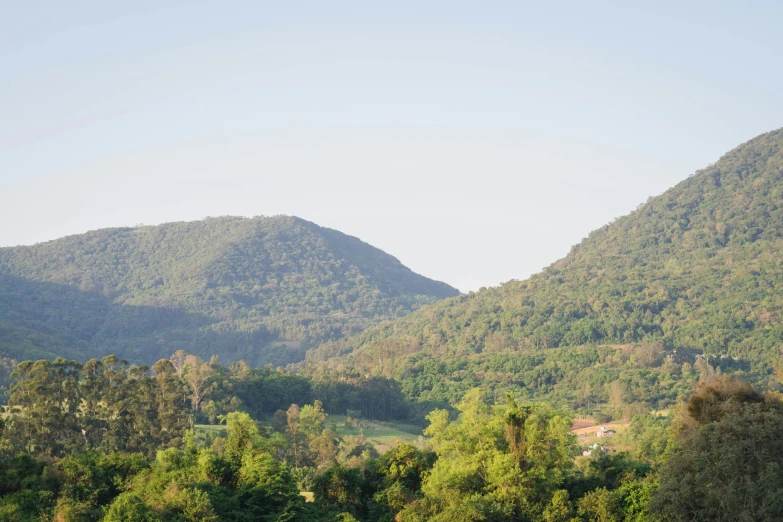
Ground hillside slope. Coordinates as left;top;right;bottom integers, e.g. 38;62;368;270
311;128;783;373
0;216;458;366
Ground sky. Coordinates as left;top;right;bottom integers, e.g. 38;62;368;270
1;1;782;292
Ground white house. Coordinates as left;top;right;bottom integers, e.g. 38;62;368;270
596;426;616;438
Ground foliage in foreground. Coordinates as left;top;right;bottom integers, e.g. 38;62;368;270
3;367;783;521
650;377;783;521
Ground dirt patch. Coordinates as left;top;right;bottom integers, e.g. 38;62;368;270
572;422;627;436
570;418;596;431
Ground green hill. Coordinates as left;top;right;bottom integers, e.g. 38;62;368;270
307;128;783;410
0;216;457;366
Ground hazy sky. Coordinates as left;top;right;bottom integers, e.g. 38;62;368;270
2;1;782;292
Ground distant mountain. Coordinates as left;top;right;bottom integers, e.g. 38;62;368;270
0;216;458;366
311;128;783;376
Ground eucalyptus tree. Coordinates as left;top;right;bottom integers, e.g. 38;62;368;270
6;358;82;457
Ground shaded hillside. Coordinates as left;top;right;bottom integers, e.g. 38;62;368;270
310;128;783;374
0;216;457;366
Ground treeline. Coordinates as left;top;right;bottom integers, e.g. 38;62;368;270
1;343;767;462
6;341;737;424
0;351;421;446
3;356;188;457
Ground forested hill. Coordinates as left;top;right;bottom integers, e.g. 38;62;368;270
310;128;783;371
0;216;458;366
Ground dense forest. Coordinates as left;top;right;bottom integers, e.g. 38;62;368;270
305;342;756;421
0;215;457;369
2;354;782;521
306;128;783;413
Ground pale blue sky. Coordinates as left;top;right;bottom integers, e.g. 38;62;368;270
2;1;781;291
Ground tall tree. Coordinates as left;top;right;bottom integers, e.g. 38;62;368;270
152;359;188;447
182;355;215;412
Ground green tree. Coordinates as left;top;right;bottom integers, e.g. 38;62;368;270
223;411;261;469
6;358;82;457
400;389;576;521
152;358;188;448
651;376;783;521
103;494;160;522
578;487;622;522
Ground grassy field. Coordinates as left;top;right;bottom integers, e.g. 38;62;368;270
195;424;227;434
329;415;424;453
194;424;226;444
196;417;425;454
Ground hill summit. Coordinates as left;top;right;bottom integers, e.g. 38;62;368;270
0;215;458;366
